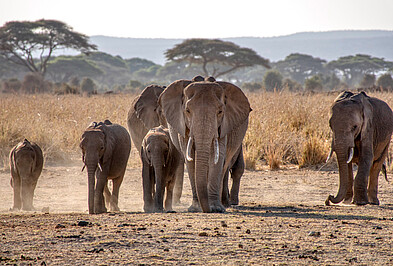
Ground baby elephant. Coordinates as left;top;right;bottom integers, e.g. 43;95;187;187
80;120;131;214
141;126;182;213
10;139;43;211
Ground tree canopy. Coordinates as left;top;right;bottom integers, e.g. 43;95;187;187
274;53;327;84
0;19;97;76
165;39;270;78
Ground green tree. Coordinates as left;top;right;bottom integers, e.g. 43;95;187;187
165;39;270;78
46;56;103;82
0;19;97;77
263;70;283;91
274;53;327;84
327;54;393;86
377;73;393;91
80;77;97;94
125;58;157;73
305;75;323;91
359;74;376;88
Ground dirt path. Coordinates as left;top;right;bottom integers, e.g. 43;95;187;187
0;163;393;265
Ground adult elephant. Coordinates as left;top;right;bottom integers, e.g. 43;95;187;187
127;85;185;203
326;91;393;206
159;77;251;213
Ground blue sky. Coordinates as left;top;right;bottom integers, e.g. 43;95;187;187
1;0;392;38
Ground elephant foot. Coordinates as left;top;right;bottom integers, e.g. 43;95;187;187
210;202;226;213
352;192;369;205
343;197;352;204
110;205;120;212
10;206;21;211
230;197;239;206
368;197;380;205
173;199;181;206
188;201;202;212
22;206;35;211
352;199;369;205
94;207;107;214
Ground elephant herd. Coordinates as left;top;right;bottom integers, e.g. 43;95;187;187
9;77;393;214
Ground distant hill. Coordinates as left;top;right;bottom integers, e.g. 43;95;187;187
89;30;393;65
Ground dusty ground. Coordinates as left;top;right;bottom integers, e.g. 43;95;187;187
0;161;393;265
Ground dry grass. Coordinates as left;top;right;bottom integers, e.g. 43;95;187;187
2;91;393;170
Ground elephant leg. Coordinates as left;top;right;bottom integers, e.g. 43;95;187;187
230;151;245;206
344;163;354;204
353;156;372;205
208;150;226;213
368;161;382;205
173;159;184;205
94;173;108;214
21;182;35;211
103;181;111;209
11;175;22;210
186;160;201;212
142;164;154;213
110;175;123;212
221;169;230;207
165;177;175;212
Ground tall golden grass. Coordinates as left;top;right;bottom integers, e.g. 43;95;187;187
1;91;393;170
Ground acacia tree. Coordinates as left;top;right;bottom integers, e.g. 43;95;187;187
0;19;97;77
165;39;270;78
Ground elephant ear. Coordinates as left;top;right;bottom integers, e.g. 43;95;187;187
217;81;251;138
159;80;192;138
98;125;115;164
134;85;165;129
351;92;373;141
334;91;354;103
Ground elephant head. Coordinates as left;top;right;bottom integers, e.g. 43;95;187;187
141;126;173;212
159;76;251;212
80;121;114;214
326;91;373;205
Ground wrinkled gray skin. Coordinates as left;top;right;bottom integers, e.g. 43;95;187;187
127;85;184;204
141;126;182;213
222;145;244;206
326;91;393;206
159;76;251;213
80;120;131;214
10;139;43;211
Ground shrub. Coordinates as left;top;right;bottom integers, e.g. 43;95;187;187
263;70;283;91
377;73;393;91
21;73;51;93
80;77;97;94
305;75;323;91
2;78;21;93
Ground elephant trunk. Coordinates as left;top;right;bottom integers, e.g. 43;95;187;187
152;156;165;212
326;148;350;205
85;156;99;214
195;147;210;213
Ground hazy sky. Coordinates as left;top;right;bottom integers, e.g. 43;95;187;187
0;0;392;38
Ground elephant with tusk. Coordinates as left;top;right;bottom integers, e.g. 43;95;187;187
80;120;131;214
326;91;393;206
159;76;251;213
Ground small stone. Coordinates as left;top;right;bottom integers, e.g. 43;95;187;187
164;248;169;252
238;243;243;248
236;226;241;229
198;232;208;237
221;221;228;227
77;221;91;227
55;224;65;229
186;224;192;227
308;231;321;237
245;229;251;234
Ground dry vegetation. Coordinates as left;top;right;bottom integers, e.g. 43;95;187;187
2;91;393;170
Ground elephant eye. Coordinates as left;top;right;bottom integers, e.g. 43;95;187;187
352;125;357;131
218;110;223;115
186;108;191;114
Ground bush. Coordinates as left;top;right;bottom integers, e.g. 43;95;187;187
242;82;263;92
305;75;323;91
377;73;393;91
21;73;51;93
2;78;21;93
282;78;302;91
359;74;376;88
53;83;80;95
263;70;283;91
80;77;97;94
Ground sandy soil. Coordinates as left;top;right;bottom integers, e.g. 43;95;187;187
0;161;393;265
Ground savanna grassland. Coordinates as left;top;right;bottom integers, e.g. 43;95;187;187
1;91;393;265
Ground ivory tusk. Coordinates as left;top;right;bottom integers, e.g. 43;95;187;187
347;147;354;163
98;162;103;172
186;137;193;161
326;149;333;163
214;138;219;165
81;164;86;172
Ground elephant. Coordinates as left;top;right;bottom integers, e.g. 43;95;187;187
222;145;244;206
9;139;43;211
141;126;182;213
159;76;251;213
325;91;393;206
80;120;131;214
127;84;185;204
